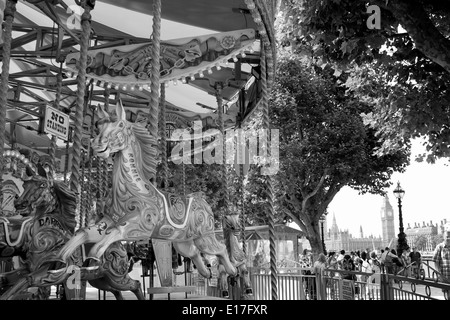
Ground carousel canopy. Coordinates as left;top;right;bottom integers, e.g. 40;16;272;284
1;0;276;172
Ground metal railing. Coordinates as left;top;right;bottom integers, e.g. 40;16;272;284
187;259;450;300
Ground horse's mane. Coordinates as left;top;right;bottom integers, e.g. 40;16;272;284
130;122;158;181
52;180;77;232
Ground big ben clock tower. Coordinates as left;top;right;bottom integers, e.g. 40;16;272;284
381;195;396;244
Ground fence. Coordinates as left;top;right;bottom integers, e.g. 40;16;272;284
187;258;450;300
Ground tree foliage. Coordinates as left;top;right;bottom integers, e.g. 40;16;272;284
264;54;408;253
277;0;450;163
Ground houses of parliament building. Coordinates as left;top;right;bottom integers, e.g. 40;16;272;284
300;196;447;252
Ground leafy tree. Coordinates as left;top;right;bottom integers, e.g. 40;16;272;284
265;55;408;254
414;235;428;251
431;233;444;248
277;0;450;163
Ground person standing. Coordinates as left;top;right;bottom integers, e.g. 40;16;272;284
368;251;382;300
432;224;450;285
360;251;372;299
313;253;327;300
409;247;422;278
400;248;412;277
326;251;338;299
380;247;389;272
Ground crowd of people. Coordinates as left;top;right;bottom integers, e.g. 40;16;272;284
299;246;424;300
297;224;450;300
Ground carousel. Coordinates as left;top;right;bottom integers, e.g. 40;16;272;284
0;0;278;300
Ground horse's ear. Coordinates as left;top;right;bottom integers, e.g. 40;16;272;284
25;166;35;177
37;163;47;178
115;99;126;121
97;103;110;120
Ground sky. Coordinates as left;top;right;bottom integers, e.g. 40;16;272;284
326;138;450;238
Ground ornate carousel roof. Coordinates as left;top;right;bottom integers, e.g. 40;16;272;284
1;0;276;174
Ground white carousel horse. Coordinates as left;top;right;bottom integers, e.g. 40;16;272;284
58;100;240;293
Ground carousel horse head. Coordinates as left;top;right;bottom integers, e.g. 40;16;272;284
14;164;55;217
91;100;132;159
14;164;77;232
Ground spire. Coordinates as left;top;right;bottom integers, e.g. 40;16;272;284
381;195;393;218
330;212;339;237
360;225;363;238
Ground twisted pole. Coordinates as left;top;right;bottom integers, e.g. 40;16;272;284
147;0;161;144
80;150;86;227
239;154;247;255
69;1;94;230
260;42;278;301
0;0;17;197
216;83;229;218
159;83;168;189
48;61;64;173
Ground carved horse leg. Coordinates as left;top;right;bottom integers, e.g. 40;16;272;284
237;263;253;298
218;264;230;298
173;240;212;279
193;233;237;277
88;272;144;300
89;278;123;300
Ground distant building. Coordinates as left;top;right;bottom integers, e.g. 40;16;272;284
323;214;384;252
299;213;383;253
297;196;447;253
381;195;396;244
405;219;447;251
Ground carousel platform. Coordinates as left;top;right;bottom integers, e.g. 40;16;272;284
49;262;227;301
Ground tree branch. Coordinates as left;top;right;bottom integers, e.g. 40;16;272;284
301;169;329;214
374;0;450;74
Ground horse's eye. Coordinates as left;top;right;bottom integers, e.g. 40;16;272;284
118;122;124;128
40;183;46;188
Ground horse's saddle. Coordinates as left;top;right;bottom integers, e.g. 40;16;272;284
160;192;191;227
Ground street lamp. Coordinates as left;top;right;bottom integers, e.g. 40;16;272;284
393;181;409;256
319;214;326;253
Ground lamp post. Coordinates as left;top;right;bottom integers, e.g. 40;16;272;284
393;181;408;256
319;214;326;253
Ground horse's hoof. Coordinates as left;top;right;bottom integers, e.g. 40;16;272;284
222;290;229;298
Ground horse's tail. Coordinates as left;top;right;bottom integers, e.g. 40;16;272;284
59;229;88;262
